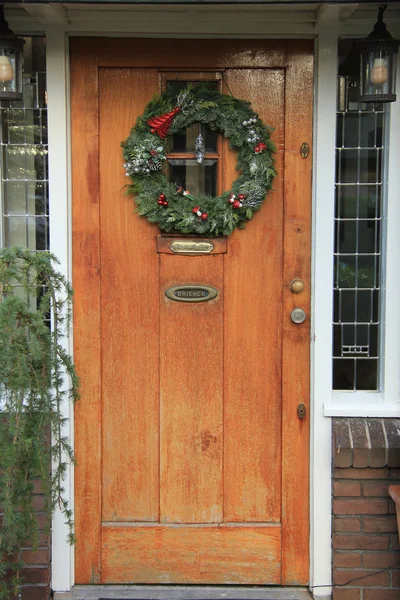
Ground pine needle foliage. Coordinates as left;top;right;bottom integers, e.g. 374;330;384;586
0;247;78;600
122;83;277;236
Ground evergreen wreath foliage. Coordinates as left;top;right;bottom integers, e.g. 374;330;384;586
122;83;277;236
0;247;78;600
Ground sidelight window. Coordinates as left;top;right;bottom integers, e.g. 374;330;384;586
0;37;48;252
333;40;387;392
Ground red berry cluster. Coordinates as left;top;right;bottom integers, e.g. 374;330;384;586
158;193;168;207
254;142;267;154
192;205;208;221
228;192;245;209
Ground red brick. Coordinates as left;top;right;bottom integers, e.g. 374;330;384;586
22;532;50;547
362;481;391;497
389;469;400;479
390;535;400;551
334;534;389;550
332;589;361;600
334;482;362;497
391;570;400;586
335;468;389;480
20;568;50;584
335;518;361;532
21;550;50;566
21;585;51;600
364;591;400;600
31;480;44;494
333;499;388;515
362;551;400;568
389;499;397;514
334;570;390;586
334;551;361;567
31;495;46;512
35;514;49;530
362;516;398;533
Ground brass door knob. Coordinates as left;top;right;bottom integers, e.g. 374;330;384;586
290;278;305;294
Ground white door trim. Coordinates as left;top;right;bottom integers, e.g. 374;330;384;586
47;27;74;593
309;33;337;598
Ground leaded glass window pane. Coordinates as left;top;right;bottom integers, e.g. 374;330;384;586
166;80;219;197
333;40;386;391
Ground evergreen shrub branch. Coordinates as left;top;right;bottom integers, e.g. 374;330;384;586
0;247;78;600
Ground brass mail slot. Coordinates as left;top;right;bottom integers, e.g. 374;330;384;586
170;240;214;254
165;285;218;303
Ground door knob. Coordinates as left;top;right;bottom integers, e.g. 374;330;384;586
291;308;306;324
290;278;304;293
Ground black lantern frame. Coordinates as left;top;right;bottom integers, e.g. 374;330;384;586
0;4;24;102
359;5;399;104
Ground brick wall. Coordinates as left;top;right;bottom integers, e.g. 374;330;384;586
333;419;400;600
0;479;51;600
21;479;51;600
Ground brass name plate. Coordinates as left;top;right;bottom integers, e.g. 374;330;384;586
165;285;218;303
170;240;214;254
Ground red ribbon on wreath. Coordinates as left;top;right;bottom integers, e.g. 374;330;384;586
147;107;181;139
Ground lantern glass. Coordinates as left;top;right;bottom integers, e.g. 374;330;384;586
360;46;398;103
0;45;23;101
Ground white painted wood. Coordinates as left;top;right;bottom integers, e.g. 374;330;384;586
309;33;337;599
23;4;69;26
325;58;400;418
46;28;74;594
7;3;400;38
382;59;400;413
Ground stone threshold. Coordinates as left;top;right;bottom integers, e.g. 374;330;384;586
56;585;314;600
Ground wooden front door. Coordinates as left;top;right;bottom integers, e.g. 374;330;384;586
71;39;313;587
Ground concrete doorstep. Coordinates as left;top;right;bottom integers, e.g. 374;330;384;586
57;585;314;600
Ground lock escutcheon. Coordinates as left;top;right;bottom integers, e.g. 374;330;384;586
291;308;306;324
297;404;307;420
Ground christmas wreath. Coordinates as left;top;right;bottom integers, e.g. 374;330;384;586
121;84;276;236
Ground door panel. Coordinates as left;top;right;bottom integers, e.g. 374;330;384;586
102;526;281;584
71;38;313;586
223;69;284;524
100;69;161;523
160;254;224;524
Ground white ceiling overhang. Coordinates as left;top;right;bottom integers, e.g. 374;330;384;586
5;1;400;36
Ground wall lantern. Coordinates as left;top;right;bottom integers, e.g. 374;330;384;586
0;4;24;102
359;5;399;104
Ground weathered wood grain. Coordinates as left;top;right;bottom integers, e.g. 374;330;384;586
160;255;224;523
72;38;312;586
70;39;102;584
281;40;313;585
222;69;284;524
102;525;281;584
99;68;161;522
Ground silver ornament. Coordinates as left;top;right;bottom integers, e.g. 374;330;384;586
243;120;248;126
195;132;206;165
250;129;255;135
247;137;252;143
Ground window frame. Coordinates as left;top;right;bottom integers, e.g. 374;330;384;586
323;44;400;417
